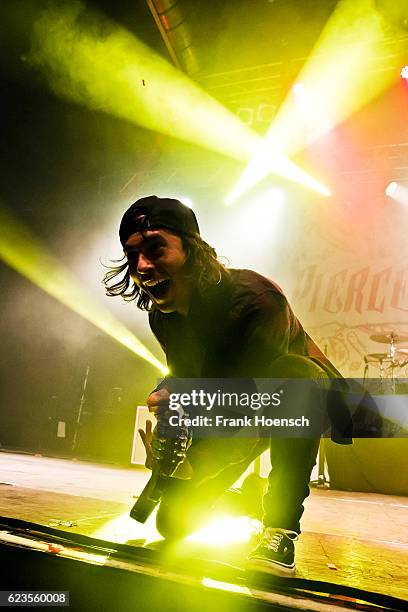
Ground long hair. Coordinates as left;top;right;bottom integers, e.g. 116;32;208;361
103;232;228;311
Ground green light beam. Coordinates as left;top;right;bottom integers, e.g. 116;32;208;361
24;0;329;196
0;203;167;375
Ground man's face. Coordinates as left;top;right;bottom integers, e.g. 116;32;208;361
124;228;194;314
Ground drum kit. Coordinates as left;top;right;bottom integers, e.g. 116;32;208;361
364;331;408;393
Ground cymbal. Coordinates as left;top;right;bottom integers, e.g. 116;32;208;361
370;332;408;343
396;349;408;356
366;352;390;361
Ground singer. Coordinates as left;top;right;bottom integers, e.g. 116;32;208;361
104;195;352;574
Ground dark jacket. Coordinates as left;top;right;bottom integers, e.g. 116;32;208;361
149;269;353;443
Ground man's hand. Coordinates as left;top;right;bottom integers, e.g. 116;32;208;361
139;387;193;477
138;388;170;470
138;418;154;469
146;387;170;416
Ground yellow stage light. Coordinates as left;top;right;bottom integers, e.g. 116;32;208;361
226;153;331;205
26;1;254;162
187;515;260;546
92;511;161;544
0;203;167;375
23;0;327;195
229;0;407;201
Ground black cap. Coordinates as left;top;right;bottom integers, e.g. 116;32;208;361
119;195;200;246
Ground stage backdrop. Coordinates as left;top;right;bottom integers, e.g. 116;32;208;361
273;193;407;379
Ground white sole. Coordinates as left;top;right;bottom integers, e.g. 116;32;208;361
246;558;296;576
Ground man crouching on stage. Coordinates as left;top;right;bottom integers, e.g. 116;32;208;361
104;195;352;575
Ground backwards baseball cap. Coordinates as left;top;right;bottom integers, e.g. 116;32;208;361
119;195;200;246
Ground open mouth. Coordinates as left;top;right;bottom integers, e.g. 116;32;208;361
145;279;171;300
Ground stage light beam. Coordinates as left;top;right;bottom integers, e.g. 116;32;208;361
0;203;167;374
22;0;328;197
228;0;407;201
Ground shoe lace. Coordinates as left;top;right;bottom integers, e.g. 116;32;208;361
261;528;298;551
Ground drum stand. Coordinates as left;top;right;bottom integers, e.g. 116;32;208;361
363;343;398;394
366;330;408;394
312;438;329;488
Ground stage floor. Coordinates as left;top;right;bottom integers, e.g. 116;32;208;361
0;450;407;602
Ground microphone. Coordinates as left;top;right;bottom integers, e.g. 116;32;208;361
130;411;191;523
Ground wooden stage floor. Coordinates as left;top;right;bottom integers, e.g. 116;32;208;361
0;451;407;602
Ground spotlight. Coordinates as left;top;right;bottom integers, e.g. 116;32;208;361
188;515;260;546
292;82;306;97
385;181;398;196
401;66;408;79
385;181;408;205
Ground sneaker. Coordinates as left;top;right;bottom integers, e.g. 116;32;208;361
247;527;298;575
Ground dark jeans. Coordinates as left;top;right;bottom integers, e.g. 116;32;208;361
156;355;328;538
